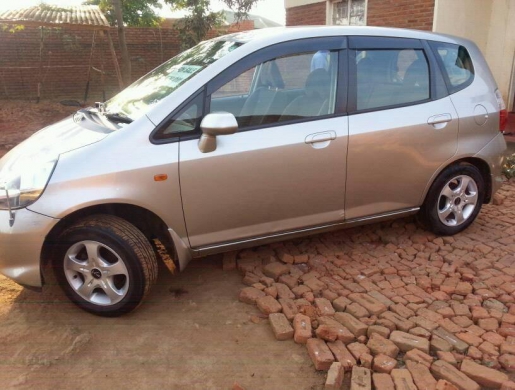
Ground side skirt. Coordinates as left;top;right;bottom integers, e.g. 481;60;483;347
191;207;420;258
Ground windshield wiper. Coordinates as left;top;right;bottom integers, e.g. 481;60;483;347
104;112;133;124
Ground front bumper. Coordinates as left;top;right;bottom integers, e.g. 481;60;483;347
0;208;58;287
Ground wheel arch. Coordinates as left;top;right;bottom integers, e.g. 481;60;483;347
42;203;186;279
421;157;492;206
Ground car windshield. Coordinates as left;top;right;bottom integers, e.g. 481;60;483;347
103;39;243;120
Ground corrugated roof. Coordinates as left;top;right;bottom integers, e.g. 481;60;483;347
0;5;110;29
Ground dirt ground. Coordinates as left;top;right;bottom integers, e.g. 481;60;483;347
0;101;78;158
0;101;323;390
0;260;324;390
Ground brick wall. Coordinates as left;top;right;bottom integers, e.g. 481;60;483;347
286;2;327;26
0;21;253;102
367;0;435;31
286;0;435;31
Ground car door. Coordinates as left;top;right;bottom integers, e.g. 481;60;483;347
345;37;459;219
177;38;349;248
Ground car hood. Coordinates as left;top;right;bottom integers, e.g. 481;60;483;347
0;114;110;171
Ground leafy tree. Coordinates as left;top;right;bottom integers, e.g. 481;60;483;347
166;0;262;48
84;0;162;27
84;0;262;84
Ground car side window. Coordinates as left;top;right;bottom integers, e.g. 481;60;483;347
355;48;430;111
152;92;204;141
209;51;339;129
430;42;474;93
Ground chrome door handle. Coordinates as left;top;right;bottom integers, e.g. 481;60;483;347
428;114;452;126
305;131;337;144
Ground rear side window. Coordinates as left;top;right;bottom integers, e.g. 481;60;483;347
355;49;430;111
430;42;474;93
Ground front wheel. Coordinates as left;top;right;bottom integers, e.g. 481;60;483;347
418;164;485;236
54;215;158;317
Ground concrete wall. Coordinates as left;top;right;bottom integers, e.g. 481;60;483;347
434;0;515;110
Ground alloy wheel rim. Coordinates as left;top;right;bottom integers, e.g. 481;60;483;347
437;175;478;227
64;240;130;306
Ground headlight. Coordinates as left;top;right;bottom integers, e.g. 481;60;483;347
0;159;57;210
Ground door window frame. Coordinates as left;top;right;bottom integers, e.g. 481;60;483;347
205;37;349;134
347;36;448;115
150;37;349;144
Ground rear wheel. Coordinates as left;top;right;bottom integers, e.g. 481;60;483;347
418;164;485;235
54;215;158;316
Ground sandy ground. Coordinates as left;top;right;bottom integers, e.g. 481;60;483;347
0;258;323;390
0;101;322;390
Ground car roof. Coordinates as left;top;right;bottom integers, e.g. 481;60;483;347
221;26;468;47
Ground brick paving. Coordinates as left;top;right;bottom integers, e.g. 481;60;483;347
233;181;515;389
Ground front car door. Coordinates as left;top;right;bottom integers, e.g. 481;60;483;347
176;38;349;248
345;37;459;219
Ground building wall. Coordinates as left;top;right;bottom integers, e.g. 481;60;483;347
285;0;435;30
367;0;435;31
0;21;254;101
433;0;515;110
286;1;327;26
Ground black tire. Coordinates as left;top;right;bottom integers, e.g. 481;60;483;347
53;214;158;317
418;163;485;236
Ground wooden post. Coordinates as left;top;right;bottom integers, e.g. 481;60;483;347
106;29;124;90
83;29;97;104
99;30;106;101
37;26;44;103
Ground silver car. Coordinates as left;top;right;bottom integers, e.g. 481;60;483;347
0;27;507;316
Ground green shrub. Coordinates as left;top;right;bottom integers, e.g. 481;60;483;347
503;153;515;179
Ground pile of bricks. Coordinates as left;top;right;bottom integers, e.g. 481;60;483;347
229;181;515;389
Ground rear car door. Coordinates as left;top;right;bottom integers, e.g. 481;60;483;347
174;38;349;248
345;37;459;219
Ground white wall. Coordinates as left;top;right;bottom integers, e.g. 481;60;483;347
434;0;515;110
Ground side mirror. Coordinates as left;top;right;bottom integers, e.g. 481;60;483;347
198;112;238;153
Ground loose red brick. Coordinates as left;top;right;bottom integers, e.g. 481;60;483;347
307;338;335;371
351;366;371;390
380;312;415;332
348;293;387;316
478;317;499;331
327;340;357;371
373;353;397;374
435;379;459;390
347;342;371;361
366;333;399;358
315;298;336;316
239;287;266;304
499;354;515;372
373;373;395;390
391;368;417;390
406;360;437;390
293;313;312;344
256;295;282;315
325;362;344;390
334;313;368;338
461;359;508;388
367;325;390;339
390;330;430;354
431;335;453;353
263;262;289;280
501;381;515;390
333;296;351;311
430;360;480;390
404;349;434;369
456;331;483;347
269;313;294;341
436;351;458;367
